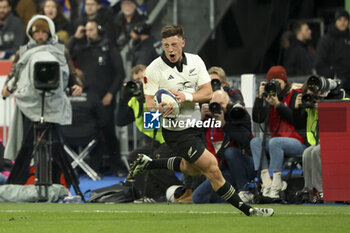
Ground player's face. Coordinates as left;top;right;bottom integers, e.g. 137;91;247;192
162;35;185;63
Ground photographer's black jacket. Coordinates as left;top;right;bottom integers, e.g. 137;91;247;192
222;113;253;150
222;88;253;150
68;37;125;99
116;97;140;126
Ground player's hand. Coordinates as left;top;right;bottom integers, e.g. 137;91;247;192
258;81;267;98
1;85;11;98
266;94;280;107
158;102;174;117
295;93;302;109
102;92;113;106
169;89;186;103
201;103;212;119
71;85;82;97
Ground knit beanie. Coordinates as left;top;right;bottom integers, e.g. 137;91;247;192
32;18;50;34
267;66;288;82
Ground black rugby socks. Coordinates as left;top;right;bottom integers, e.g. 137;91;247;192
216;181;252;216
147;157;182;172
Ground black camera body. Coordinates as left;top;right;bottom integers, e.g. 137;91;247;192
263;80;281;97
211;79;222;92
125;80;142;97
301;94;318;109
34;61;60;91
209;102;221;114
209;101;246;121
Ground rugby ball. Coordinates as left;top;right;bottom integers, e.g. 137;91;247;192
154;89;180;117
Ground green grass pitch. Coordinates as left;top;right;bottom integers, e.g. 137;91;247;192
0;203;349;233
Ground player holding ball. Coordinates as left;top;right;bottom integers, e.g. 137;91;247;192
129;24;274;217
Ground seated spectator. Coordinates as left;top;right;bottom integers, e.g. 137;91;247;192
39;0;72;44
129;21;162;66
250;66;306;200
114;0;146;49
293;76;347;203
0;0;25;60
283;21;315;76
76;0;116;44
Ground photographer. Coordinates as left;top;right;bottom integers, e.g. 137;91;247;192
116;64;173;163
250;65;306;199
1;15;82;185
293;75;347;203
192;90;255;204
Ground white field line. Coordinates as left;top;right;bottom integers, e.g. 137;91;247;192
1;209;350;215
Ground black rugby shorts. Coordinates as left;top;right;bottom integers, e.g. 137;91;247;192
162;127;206;163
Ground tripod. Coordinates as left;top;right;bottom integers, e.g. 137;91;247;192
7;92;85;202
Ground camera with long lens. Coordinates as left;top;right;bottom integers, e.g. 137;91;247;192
306;75;339;94
301;94;318;109
34;61;60;91
211;79;222;91
263;80;281;97
125;80;142;96
209;101;246;121
227;102;246;121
